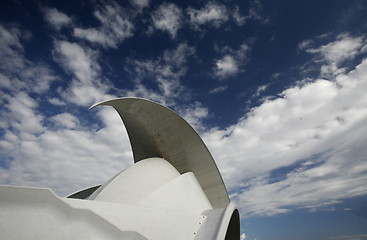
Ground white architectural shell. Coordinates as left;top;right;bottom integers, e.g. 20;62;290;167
0;98;240;239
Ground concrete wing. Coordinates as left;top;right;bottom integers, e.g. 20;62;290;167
90;98;230;209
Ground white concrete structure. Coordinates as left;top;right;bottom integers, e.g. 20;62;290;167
0;98;240;239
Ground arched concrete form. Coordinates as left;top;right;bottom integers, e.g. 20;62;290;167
194;202;240;239
1;97;241;240
91;98;230;208
224;209;240;240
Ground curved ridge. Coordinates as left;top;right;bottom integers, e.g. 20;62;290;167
91;97;230;208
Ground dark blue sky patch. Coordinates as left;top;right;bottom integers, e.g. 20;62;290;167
242;195;367;240
0;155;13;169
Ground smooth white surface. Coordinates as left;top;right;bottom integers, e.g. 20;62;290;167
0;158;216;240
0;185;207;240
138;172;213;214
0;186;147;240
195;202;239;240
66;197;206;240
91;157;213;214
92;157;180;204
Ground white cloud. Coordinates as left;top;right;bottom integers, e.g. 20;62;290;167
125;43;195;99
74;1;133;48
0;73;12;89
120;83;170;106
53;40;98;83
51;113;80;129
203;34;367;217
0;25;132;193
0;92;206;199
301;33;367;77
163;43;196;66
176;102;209;133
209;85;228;94
0;25;59;161
271;72;281;79
215;55;238;78
48;97;66;106
233;6;246;26
52;40;113;106
0;101;133;195
1;92;44;134
151;3;183;38
2;17;367;225
0;25;57;94
43;8;72;30
129;0;149;9
0;25;25;72
0;4;201;204
246;0;266;22
0;26;23;66
232;0;267;26
311;34;365;63
298;39;314;51
236;42;252;59
240;233;247;240
214;42;251;79
253;84;268;97
187;2;228;29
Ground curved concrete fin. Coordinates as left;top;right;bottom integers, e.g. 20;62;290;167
90;98;230;208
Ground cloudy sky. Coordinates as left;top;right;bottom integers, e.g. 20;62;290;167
1;0;367;239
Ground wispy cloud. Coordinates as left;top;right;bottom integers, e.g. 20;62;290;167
48;97;66;106
151;3;183;38
124;43;195;99
43;8;72;30
129;0;150;10
215;55;238;78
53;40;99;83
187;2;228;29
204;33;367;217
176;101;209;133
73;1;134;48
300;33;367;77
253;84;269;97
0;30;203;197
0;104;133;195
0;23;129;196
246;0;267;23
214;42;251;79
52;40;112;106
51;113;80;129
1;4;367;225
232;0;267;26
209;85;228;95
0;25;57;94
232;6;246;26
1;92;45;134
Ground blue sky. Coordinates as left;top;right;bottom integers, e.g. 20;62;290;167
1;0;367;239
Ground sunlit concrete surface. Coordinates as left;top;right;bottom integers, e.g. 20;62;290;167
0;98;240;240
